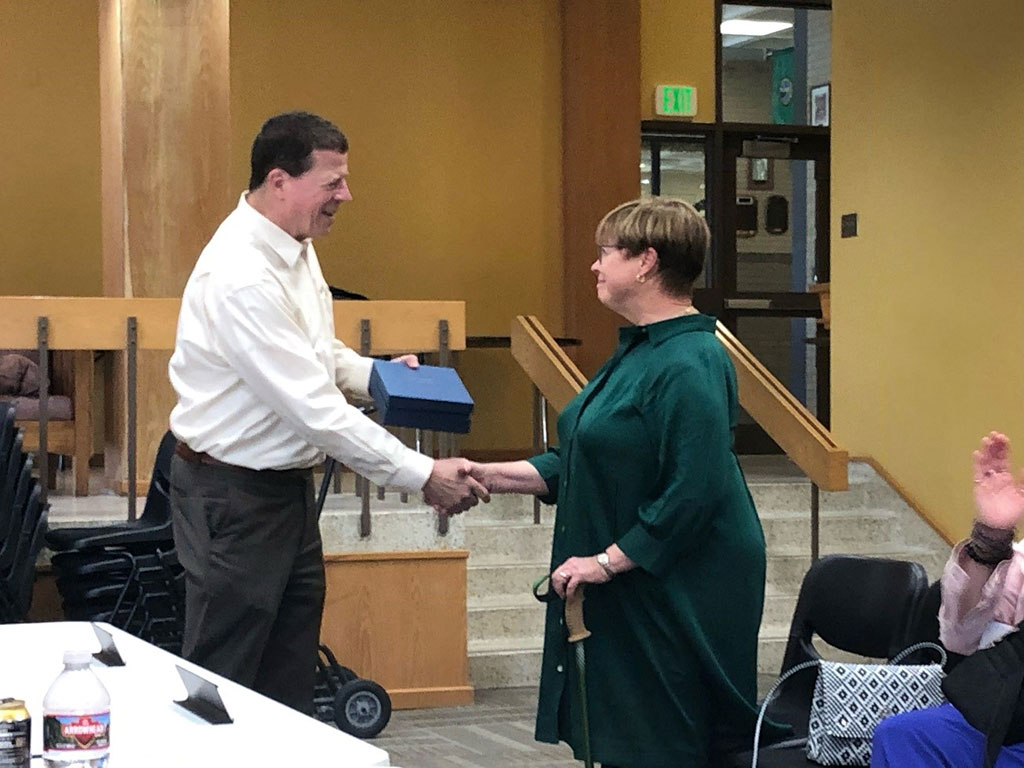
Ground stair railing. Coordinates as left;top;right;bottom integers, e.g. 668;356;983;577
510;315;848;561
0;296;466;538
510;316;587;524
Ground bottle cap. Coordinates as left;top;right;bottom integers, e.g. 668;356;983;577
63;650;93;667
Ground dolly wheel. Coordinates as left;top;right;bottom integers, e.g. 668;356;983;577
333;679;392;738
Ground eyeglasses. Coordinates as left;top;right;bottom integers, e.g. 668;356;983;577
595;244;622;262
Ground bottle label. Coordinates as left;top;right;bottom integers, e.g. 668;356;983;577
43;712;109;752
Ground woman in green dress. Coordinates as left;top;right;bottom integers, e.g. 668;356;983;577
470;197;779;767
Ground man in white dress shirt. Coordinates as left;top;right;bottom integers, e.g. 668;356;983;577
168;111;487;713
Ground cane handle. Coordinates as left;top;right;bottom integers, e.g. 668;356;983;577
564;586;591;642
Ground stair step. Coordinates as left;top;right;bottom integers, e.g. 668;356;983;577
750;482;867;514
763;590;799;627
468;639;544;690
465;512;925;564
466;523;553;564
761;509;900;551
766;547;948;591
468;597;546;642
467;561;550;600
469;497;557;524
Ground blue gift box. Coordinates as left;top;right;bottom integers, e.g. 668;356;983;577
368;361;474;434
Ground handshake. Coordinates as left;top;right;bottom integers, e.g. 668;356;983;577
422;457;493;516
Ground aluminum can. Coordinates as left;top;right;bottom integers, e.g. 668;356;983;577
0;699;30;768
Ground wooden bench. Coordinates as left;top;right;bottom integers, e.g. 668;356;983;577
3;349;93;496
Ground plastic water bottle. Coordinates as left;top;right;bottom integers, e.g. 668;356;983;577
42;651;110;768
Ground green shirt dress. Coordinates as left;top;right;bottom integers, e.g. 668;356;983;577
527;314;781;767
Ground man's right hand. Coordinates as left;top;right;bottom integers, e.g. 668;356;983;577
423;458;491;515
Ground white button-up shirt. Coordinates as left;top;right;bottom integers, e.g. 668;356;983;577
168;193;434;491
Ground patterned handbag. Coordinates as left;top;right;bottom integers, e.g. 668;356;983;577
752;642;947;768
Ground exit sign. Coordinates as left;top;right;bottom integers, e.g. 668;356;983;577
655;85;697;117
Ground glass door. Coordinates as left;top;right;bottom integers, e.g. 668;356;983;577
720;129;830;452
641;133;715;302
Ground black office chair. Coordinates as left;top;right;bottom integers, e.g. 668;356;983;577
0;455;33;575
906;579;942;645
718;555;931;768
0;403;16;481
0;435;26;538
48;431;186;649
46;430;176;551
0;484;48;622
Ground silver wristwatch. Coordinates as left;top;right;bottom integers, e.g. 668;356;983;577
596;552;615;579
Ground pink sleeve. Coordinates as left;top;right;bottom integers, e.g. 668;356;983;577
938;540;1015;654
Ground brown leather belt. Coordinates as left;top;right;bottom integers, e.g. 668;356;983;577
174;441;233;468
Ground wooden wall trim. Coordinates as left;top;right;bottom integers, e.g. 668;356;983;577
852;456;957;546
0;298;466;353
324;550;468;563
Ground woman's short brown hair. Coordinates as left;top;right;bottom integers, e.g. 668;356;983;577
596;197;709;298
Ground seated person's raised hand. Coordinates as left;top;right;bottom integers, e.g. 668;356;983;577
973;431;1024;530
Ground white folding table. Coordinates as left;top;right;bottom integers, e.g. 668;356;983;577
0;622;391;767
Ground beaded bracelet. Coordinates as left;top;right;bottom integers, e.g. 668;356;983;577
965;520;1015;565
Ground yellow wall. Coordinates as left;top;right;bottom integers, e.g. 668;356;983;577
0;1;563;456
640;0;716;123
229;0;563;454
0;1;102;296
832;0;1024;540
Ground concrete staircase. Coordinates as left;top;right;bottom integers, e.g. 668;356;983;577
465;460;952;690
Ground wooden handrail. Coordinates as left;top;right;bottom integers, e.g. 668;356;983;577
0;297;465;354
715;321;847;491
510;314;848;492
510;316;586;411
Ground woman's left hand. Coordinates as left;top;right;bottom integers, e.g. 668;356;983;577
552;555;611;599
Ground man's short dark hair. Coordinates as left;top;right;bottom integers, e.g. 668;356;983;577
248;111;349;190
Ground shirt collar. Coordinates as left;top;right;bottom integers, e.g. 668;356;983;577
618;313;717;346
236;192;310;268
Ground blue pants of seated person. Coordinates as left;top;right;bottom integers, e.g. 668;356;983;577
872;702;1024;768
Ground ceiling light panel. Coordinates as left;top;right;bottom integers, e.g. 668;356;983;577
720;19;793;36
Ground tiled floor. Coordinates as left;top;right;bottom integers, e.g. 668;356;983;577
373;679;778;768
375;688;577;768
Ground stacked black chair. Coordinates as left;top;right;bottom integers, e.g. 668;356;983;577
48;431;185;653
0;403;50;622
0;402;17;474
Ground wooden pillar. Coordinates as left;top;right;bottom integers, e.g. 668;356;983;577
100;0;232;492
561;0;642;377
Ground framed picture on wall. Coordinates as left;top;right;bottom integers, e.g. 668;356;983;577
810;83;830;127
